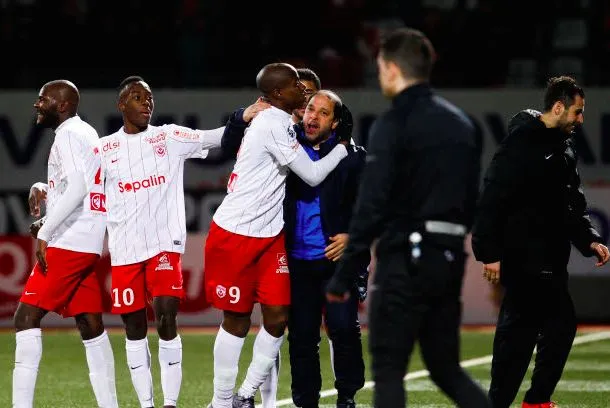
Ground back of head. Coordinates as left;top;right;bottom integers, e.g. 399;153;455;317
379;28;436;81
543;76;584;112
296;68;321;90
256;63;298;98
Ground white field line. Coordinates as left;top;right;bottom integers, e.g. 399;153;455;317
265;331;610;407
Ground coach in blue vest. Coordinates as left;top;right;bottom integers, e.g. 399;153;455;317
283;90;367;408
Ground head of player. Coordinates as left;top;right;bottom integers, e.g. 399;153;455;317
293;68;321;122
540;75;585;135
302;90;343;146
34;79;80;130
376;28;436;98
256;63;306;115
117;75;154;134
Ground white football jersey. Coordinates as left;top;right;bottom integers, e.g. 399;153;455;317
101;124;220;266
213;107;299;237
46;115;106;254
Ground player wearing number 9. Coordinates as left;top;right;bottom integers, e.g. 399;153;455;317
17;80;118;408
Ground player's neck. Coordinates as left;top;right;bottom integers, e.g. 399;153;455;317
123;123;149;134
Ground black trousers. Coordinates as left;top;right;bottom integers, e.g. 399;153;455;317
369;235;490;408
288;257;365;407
489;278;576;408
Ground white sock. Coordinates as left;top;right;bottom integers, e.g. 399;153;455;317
212;326;245;408
159;335;182;407
12;328;42;408
83;331;119;408
260;352;280;408
126;338;154;408
238;326;284;399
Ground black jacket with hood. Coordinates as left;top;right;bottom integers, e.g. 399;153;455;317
472;109;603;286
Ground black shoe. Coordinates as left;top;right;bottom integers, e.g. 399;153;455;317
337;396;356;408
232;394;255;408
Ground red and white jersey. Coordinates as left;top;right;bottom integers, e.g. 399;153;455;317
46;115;106;254
213;107;299;237
100;124;220;266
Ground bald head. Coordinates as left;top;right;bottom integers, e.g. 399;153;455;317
42;79;80;114
256;63;299;96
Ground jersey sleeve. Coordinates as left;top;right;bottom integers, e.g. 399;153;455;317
167;124;225;159
264;122;300;166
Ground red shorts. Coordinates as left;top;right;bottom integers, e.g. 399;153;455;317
204;221;290;313
20;247;104;317
110;251;184;314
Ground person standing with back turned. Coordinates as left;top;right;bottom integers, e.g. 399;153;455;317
326;28;490;408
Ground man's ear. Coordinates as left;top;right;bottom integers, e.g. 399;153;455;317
553;101;565;116
331;118;340;131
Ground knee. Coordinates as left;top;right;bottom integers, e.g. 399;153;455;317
74;313;105;340
122;310;148;340
14;305;43;332
263;314;288;337
156;308;178;340
222;312;251;338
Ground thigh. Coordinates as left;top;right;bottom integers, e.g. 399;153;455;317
63;259;107;318
19;262;46;308
255;231;290;307
111;262;146;314
289;258;324;337
204;222;257;313
37;248;100;316
145;252;184;300
369;251;422;371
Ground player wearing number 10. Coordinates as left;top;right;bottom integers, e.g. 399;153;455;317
98;76;228;408
14;80;118;408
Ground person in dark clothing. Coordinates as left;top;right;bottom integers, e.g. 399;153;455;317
222;88;368;408
325;28;490;408
284;90;367;408
472;76;610;408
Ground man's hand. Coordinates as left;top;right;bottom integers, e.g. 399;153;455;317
483;261;501;284
243;99;271;122
335;104;354;144
29;185;47;217
591;242;610;267
36;239;48;274
325;233;348;261
29;218;45;239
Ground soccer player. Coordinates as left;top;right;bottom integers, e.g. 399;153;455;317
204;63;350;408
99;75;236;408
14;80;118;408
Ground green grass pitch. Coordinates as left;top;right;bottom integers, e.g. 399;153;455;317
1;328;609;407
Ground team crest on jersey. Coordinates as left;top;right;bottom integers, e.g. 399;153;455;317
154;143;167;157
287;126;297;139
216;285;227;298
89;192;106;213
276;253;288;274
155;253;174;271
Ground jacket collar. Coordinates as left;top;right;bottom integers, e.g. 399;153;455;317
392;83;432;107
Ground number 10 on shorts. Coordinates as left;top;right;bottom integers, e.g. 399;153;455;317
113;288;135;307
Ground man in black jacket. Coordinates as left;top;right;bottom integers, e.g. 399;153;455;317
326;28;490;408
472;76;610;408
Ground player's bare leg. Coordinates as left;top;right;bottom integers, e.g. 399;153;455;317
75;313;119;408
13;303;46;408
153;295;183;408
122;308;154;408
235;305;288;407
210;311;250;408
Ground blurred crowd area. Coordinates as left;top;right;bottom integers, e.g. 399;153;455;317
1;0;609;89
